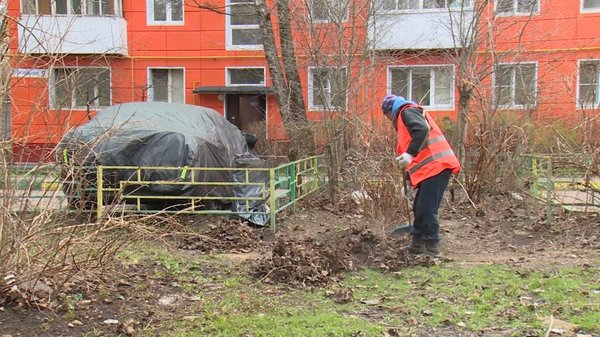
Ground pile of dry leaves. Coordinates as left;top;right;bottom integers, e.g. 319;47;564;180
252;224;437;288
178;219;265;253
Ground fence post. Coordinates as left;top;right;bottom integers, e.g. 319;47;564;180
1;96;12;165
97;165;104;221
545;157;553;226
269;168;276;231
530;156;539;197
312;156;319;190
290;162;296;212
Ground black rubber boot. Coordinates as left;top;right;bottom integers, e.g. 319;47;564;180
424;240;440;256
404;235;425;254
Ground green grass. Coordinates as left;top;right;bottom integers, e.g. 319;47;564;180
162;287;385;337
343;264;599;334
122;243;599;337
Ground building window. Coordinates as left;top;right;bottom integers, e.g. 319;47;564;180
148;68;185;103
227;68;265;86
582;0;600;11
493;63;536;108
578;60;600;107
311;0;349;22
226;0;262;49
52;67;111;109
308;67;348;110
388;65;453;109
147;0;183;24
378;0;471;11
21;0;122;15
496;0;539;15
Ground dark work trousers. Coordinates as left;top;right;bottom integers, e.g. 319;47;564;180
410;169;452;241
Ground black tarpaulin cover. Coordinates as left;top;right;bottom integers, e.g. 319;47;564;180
58;102;269;224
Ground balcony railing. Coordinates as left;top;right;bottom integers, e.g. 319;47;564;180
369;5;475;50
21;0;123;16
18;0;127;55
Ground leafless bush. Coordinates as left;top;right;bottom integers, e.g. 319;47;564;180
0;138;195;307
0;205;193;309
318;118;410;224
459;111;529;199
0;137;120;308
460;108;600;202
0;197;118;308
0;50;160;309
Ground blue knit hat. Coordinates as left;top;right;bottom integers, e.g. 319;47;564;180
381;94;396;114
382;95;412;115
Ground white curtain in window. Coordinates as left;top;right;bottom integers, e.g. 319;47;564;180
150;69;184;103
434;67;452;105
171;69;184;103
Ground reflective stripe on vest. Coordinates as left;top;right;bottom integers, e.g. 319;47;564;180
408;149;456;175
427;135;446;146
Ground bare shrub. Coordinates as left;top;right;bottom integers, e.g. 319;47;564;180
461;111;530;199
315;118;412;225
0;189;197;308
0;208;125;307
461;108;600;202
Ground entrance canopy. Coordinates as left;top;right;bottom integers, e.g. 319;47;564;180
193;86;273;94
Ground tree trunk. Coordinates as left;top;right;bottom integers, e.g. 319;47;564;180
275;0;315;156
255;0;315;158
456;83;470;166
255;0;289;117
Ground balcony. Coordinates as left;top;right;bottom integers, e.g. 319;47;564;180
18;15;127;55
369;8;475;50
17;0;127;55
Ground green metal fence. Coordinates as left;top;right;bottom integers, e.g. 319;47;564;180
0;164;65;212
1;156;327;229
523;154;600;223
93;155;327;230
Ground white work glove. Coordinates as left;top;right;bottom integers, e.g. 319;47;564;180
395;152;413;169
400;185;415;199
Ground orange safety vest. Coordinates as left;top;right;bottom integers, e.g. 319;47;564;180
395;104;461;187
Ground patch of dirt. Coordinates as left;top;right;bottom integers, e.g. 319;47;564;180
0;261;180;337
440;194;600;268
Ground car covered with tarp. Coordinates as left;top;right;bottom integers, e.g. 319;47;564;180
57;101;269;225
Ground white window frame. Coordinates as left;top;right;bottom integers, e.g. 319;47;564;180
146;0;184;25
226;67;266;86
310;0;349;23
387;64;455;110
147;67;186;103
376;0;472;12
581;0;600;12
226;0;262;50
308;66;348;111
21;0;123;16
492;62;537;109
576;59;600;109
50;66;112;110
495;0;540;16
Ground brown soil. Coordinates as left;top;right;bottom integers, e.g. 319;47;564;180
1;193;598;337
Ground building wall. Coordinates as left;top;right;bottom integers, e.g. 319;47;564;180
480;0;600;120
6;0;600;162
372;0;600;125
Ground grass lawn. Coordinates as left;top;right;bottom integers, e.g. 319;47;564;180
123;243;599;337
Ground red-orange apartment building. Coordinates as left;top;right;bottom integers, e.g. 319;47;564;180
4;0;600;162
